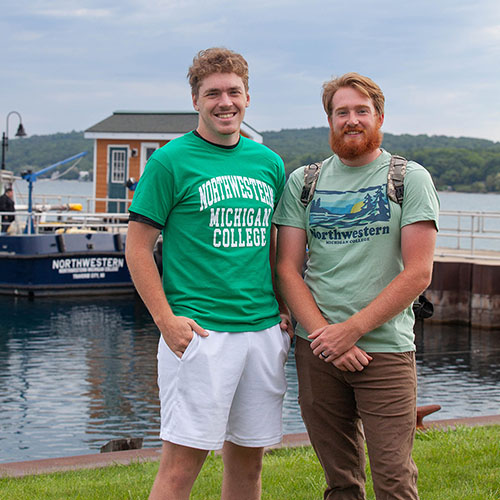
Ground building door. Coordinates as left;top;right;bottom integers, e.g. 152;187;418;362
108;147;128;213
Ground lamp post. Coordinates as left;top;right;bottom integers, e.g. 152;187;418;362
1;111;27;170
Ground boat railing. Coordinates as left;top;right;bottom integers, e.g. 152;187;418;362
2;208;500;260
1;210;129;235
94;197;133;212
14;193;132;213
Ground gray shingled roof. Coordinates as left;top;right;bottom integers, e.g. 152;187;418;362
85;111;199;134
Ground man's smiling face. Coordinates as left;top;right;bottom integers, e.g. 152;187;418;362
193;72;250;146
328;86;384;166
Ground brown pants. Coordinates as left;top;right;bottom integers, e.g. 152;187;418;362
295;336;419;500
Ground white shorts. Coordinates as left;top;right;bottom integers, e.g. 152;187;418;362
157;323;291;450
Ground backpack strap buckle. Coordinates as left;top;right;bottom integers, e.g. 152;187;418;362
300;162;322;207
387;154;407;205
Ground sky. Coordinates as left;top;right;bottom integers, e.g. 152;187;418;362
1;0;500;142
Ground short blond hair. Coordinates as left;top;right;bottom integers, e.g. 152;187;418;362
322;72;385;118
187;47;249;97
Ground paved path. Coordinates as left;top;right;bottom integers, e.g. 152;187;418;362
1;415;499;478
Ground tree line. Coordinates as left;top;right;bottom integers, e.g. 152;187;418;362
4;129;500;192
4;131;94;180
263;127;500;192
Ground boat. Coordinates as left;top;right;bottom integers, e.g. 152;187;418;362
0;153;134;297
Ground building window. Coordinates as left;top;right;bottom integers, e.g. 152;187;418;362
111;149;127;183
141;143;160;174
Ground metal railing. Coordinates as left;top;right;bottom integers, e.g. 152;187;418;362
1;210;129;235
14;193;132;213
2;207;500;260
436;210;500;260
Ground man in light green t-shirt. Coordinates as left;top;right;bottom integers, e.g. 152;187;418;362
126;48;292;500
273;73;439;500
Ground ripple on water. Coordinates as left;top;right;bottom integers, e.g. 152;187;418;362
1;296;499;463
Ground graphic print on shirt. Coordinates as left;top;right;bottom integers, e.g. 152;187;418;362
309;184;391;245
198;174;275;249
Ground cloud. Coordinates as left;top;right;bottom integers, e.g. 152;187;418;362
35;7;113;19
2;0;500;140
480;24;500;48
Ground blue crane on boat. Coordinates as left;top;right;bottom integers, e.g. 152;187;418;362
21;151;87;233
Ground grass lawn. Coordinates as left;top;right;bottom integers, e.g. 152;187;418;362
1;425;499;499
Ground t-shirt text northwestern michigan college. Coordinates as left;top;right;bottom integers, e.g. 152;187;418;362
198;174;275;248
129;131;285;332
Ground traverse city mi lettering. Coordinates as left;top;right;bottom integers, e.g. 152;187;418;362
310;225;390;244
199;175;275;249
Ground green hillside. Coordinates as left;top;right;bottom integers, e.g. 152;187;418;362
3;131;94;180
263;128;500;192
3;129;500;192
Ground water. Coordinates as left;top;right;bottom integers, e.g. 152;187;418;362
13;179;95;212
437;191;500;212
1;184;499;464
1;295;499;464
0;296;160;463
436;191;500;251
414;322;500;416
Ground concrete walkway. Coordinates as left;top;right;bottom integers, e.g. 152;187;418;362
1;415;499;478
434;247;500;265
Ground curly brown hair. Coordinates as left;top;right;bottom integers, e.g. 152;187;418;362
322;72;385;118
187;47;249;97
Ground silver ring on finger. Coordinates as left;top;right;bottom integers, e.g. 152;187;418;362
320;352;328;359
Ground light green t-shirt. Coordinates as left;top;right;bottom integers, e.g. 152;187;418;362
273;150;439;352
130;131;285;332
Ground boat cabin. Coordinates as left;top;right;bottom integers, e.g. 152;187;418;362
84;111;263;213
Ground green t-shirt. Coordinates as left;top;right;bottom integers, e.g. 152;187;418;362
129;131;285;332
273;149;440;352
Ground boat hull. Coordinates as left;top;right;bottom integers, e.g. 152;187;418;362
0;233;134;297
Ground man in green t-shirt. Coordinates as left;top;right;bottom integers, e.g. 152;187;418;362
126;48;292;500
273;73;439;499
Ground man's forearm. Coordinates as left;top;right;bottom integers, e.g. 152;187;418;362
277;269;328;333
310;221;436;359
345;222;436;337
269;224;290;317
308;268;431;361
126;244;176;329
125;221;177;331
346;267;431;337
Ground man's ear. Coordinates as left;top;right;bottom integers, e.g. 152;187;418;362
378;113;385;127
192;94;199;111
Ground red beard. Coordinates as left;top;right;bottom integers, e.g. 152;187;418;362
329;125;383;161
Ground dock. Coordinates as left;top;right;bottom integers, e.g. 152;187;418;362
427;247;500;328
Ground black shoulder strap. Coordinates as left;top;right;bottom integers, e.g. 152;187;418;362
300;162;322;207
387;155;407;205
